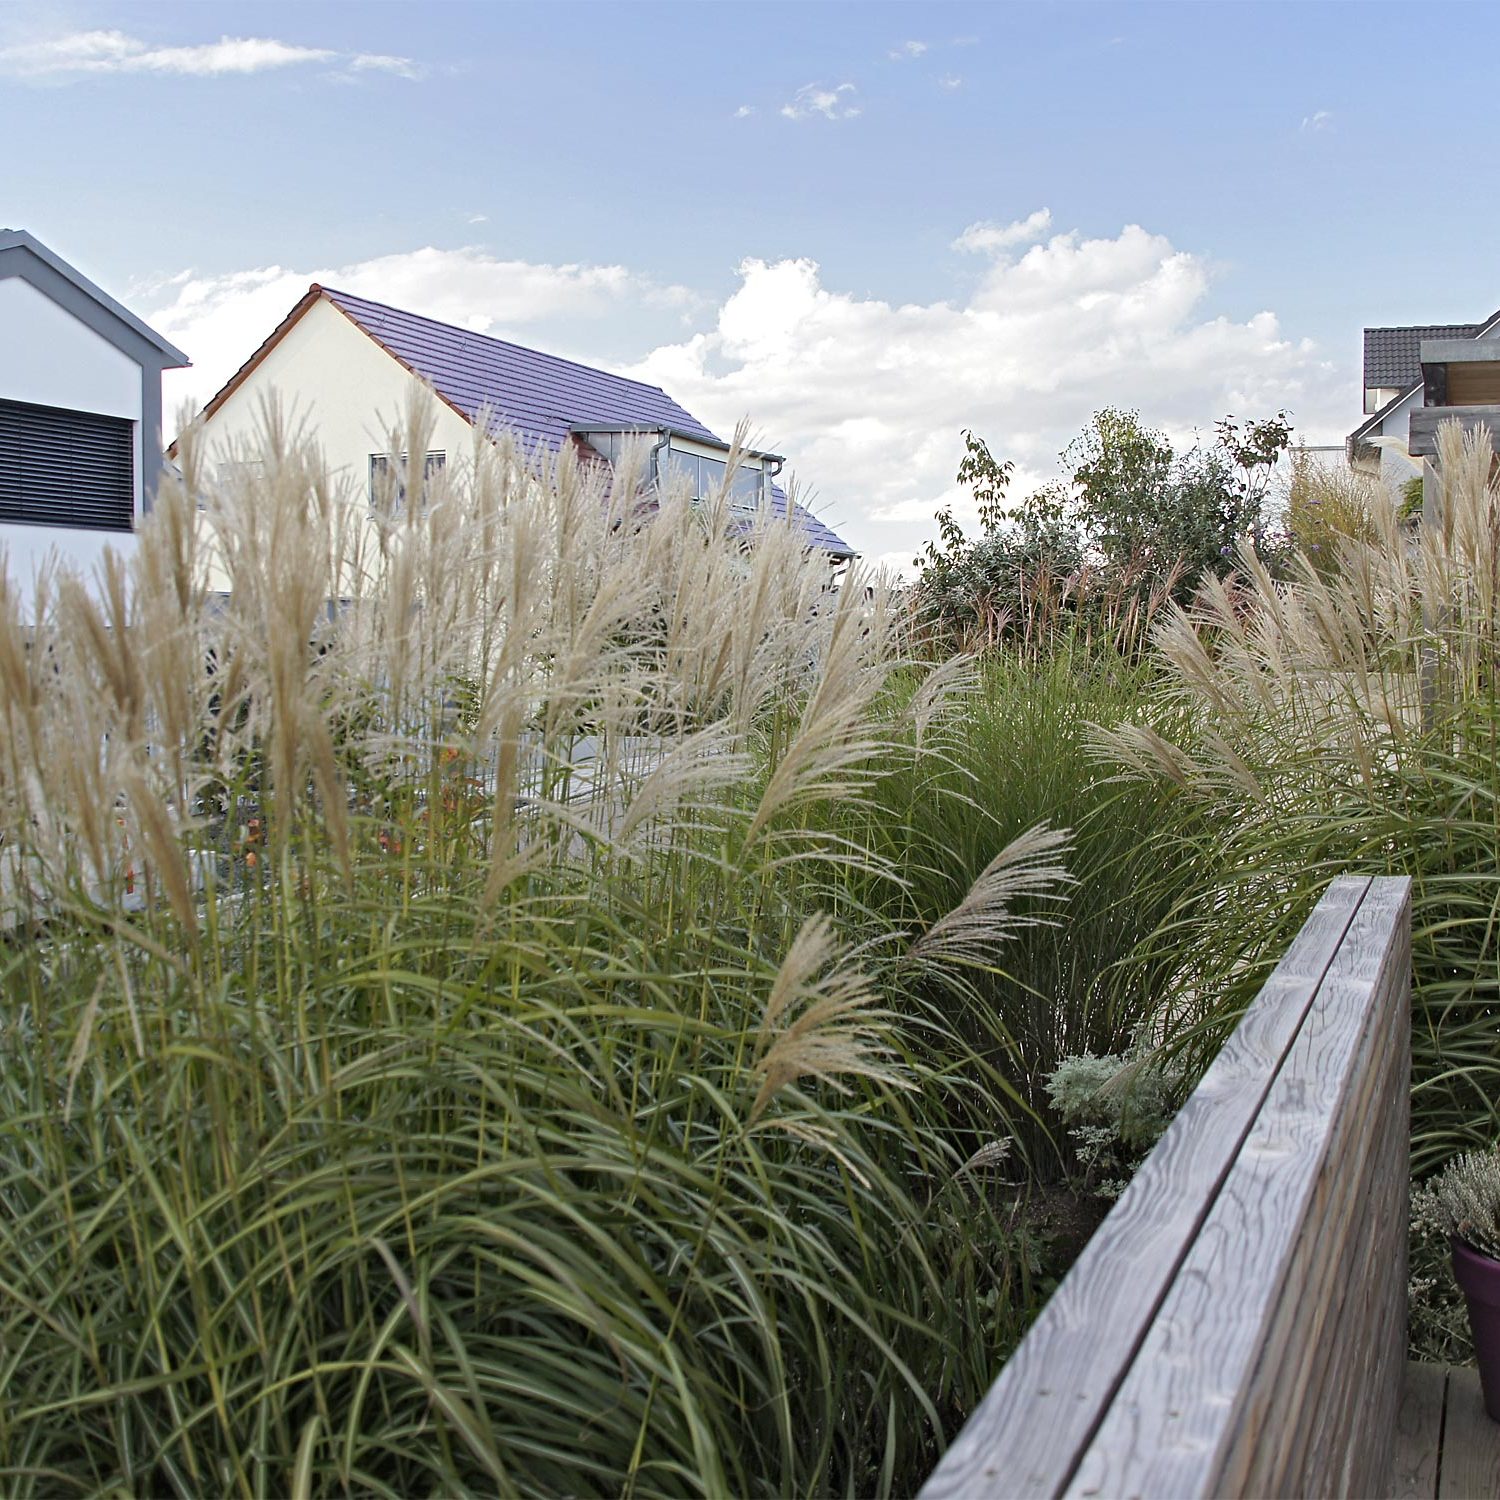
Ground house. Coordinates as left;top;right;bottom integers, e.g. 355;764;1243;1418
1347;311;1500;489
183;286;855;561
0;229;189;585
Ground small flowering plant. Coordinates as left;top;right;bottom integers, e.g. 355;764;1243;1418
1416;1150;1500;1261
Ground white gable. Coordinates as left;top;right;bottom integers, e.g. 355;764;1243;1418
0;275;140;420
193;297;476;493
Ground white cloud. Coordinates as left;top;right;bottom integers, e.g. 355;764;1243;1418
622;225;1343;558
889;40;928;59
780;82;860;121
1301;109;1333;131
148;246;696;424
0;28;420;81
146;221;1345;564
952;209;1053;254
348;52;425;80
734;104;755;118
938;73;963;92
465;213;489;225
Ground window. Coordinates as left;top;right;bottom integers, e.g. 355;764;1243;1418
369;450;446;507
661;443;768;511
0;397;135;532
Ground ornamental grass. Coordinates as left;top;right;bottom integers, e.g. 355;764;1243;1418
0;399;1069;1497
1096;419;1500;1178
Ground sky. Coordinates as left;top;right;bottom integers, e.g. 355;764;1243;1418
5;0;1499;573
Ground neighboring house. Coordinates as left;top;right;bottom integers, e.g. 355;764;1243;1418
184;286;855;561
1347;311;1500;490
0;229;189;585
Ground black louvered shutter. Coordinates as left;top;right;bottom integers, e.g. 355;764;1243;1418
0;397;135;531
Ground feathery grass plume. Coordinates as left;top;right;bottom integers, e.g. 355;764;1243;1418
0;403;1085;1497
751;913;908;1123
744;571;900;846
1092;415;1500;1184
906;822;1073;970
613;721;751;847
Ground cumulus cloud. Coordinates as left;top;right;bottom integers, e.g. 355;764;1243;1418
952;209;1054;254
734;104;755;118
1301;109;1332;131
889;40;928;59
145;221;1344;563
781;83;860;121
0;28;419;81
622;225;1343;556
938;73;963;92
147;246;695;422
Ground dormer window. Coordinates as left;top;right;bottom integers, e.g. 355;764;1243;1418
570;426;774;513
661;447;769;510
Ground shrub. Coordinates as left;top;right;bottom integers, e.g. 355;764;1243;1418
1416;1149;1500;1261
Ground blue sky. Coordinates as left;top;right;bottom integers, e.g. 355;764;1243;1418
4;0;1498;568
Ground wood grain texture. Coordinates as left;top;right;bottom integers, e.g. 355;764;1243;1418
1066;877;1411;1499
921;875;1413;1500
1438;1366;1500;1500
1409;406;1500;457
919;877;1372;1500
1391;1363;1445;1499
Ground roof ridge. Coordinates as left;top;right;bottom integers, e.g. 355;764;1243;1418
1363;320;1480;330
320;284;673;400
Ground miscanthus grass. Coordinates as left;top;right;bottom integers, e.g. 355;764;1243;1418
1095;420;1500;1178
0;401;1061;1497
801;645;1212;1174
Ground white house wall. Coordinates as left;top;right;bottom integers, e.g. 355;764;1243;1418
1373;385;1423;493
193;297;476;497
0;275;146;600
0;276;141;421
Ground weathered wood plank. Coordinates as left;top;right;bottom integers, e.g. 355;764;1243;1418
1066;877;1410;1499
1391;1363;1446;1500
1266;999;1409;1498
919;877;1373;1500
1438;1365;1500;1499
1409;406;1500;457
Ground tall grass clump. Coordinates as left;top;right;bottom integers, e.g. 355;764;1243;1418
1096;421;1500;1182
0;400;1065;1497
804;638;1216;1174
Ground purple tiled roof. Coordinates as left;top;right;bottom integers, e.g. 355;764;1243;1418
322;287;854;558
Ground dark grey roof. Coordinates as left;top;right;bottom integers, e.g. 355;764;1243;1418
0;228;189;367
1363;322;1481;390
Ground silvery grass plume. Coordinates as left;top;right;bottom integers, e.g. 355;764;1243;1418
905;822;1074;971
751;913;908;1128
1095;419;1500;802
0;390;1069;1499
0;386;935;923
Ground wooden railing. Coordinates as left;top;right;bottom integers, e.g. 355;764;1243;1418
921;875;1412;1500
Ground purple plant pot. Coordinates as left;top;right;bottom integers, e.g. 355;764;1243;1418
1452;1238;1500;1423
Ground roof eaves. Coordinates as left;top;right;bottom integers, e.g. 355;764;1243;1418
568;421;785;465
1349;380;1420;446
0;228;190;367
